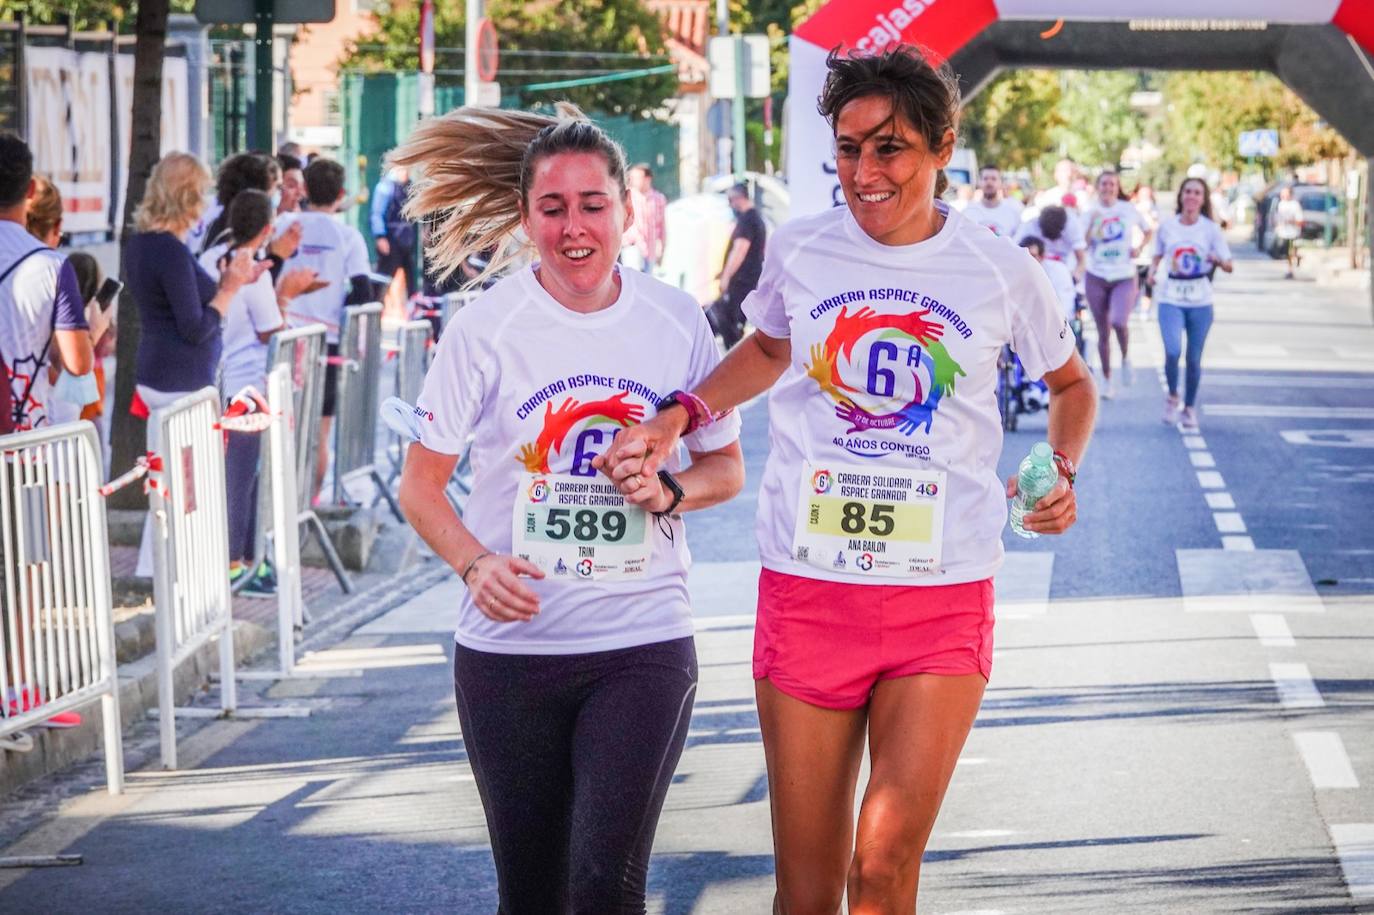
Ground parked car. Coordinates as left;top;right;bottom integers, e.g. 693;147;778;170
1255;182;1341;257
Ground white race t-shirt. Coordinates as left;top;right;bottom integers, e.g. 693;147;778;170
742;203;1075;585
966;197;1024;238
1084;200;1146;282
1153;215;1232;307
1016;208;1086;266
1274;199;1303;240
278;210;370;343
200;243;284;397
415;266;741;655
1041;258;1078;319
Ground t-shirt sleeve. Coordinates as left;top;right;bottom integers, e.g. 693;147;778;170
245;273;284;334
681;306;742;454
1068;213;1087;251
414;317;485;455
1153;223;1168;258
52;259;89;331
740;229;789;338
1008;251;1076;380
345;228;372;280
1212;222;1233;262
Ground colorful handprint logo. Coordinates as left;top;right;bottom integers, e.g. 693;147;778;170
516;391;645;473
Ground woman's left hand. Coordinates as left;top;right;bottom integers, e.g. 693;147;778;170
599;460;671;512
1005;475;1078;534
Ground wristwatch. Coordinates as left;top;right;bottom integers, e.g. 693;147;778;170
656;470;685;515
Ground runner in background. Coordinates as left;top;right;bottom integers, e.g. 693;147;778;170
602;46;1097;913
1083;170;1151;398
1273;185;1303;279
1016;204;1087;279
391;104;743;913
965;164;1023;238
1152;176;1233;432
1131;184;1161;322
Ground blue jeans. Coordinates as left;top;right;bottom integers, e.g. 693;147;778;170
1158;302;1214;407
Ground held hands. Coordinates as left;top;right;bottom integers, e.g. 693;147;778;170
269;221;303;261
465;554;545;623
221;247;268;294
1005;475;1078;534
591;410;685;510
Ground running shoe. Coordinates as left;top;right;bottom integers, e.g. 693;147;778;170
242;563;278;598
1121;358;1133;385
6;686;82;728
1162;395;1181;425
1101;375;1117;400
1179;407;1200;432
229;565;249;587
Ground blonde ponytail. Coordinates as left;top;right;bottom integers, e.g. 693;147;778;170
388;102;625;286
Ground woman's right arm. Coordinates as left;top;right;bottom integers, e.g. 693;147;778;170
399;441;544;621
599;329;790;482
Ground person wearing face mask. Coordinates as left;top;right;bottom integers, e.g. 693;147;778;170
390;105;744;913
602;46;1098;913
1152;176;1233;432
199;189;318;595
1084;170;1151;398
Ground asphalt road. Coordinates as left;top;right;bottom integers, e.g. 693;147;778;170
2;242;1372;914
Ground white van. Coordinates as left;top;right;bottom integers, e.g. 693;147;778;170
946;147;979;189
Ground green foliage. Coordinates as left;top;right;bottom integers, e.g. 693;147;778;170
10;0;193;31
1160;71;1349;176
339;0;676;117
1050;70;1145;172
960;70;1063;174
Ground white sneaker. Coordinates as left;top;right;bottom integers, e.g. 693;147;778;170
1162;396;1181;424
1179;407;1199;432
1121;358;1133;385
1101;375;1117;400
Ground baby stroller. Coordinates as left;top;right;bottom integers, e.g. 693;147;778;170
996;345;1049;432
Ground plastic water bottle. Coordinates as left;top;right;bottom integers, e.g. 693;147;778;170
1009;441;1058;539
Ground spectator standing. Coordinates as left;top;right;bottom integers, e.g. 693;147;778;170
280;157;374;502
200;189;317;595
124;151;260;575
708;183;766;349
275;153;305;217
0;135;92;434
370;166;416;294
622;162;667;273
189;152;280;255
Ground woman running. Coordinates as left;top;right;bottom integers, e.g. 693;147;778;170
392;107;744;913
1153;176;1233;432
602;46;1098;912
1084;170;1151;398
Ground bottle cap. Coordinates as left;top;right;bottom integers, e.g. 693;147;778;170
1031;441;1053;464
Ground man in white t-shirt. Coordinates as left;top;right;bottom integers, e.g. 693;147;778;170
0;134;92;433
1033;158;1082;211
1273;186;1304;279
276;156;374;500
965;164;1024;238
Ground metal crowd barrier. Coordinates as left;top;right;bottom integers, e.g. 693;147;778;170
0;422;124;793
385;319;433;486
249;324;351;595
145;388;237;769
332;303;402;520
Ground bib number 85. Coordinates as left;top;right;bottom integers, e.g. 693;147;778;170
840;501;896;537
544;508;627;543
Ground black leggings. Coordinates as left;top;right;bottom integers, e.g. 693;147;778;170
452;637;697;914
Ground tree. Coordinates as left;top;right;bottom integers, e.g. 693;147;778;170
340;0;676;116
961;70;1063;174
1050;70;1145;172
108;0;170;510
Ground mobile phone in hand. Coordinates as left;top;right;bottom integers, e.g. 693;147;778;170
95;277;123;312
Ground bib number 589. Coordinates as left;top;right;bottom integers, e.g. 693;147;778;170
840;501;895;537
544;508;627;543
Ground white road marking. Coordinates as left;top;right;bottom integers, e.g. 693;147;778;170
1190;452;1217;468
1207;374;1374;389
1330;824;1374;900
1197;471;1226;489
1177;550;1324;614
1250;613;1294;647
1205;492;1235;509
945;830;1016;839
1213;513;1247;534
1205;405;1374;420
1270;662;1324;709
1183;435;1207;450
1282;430;1374;448
995;553;1055;618
1229;343;1289;358
1294;732;1359;789
1222;536;1256;551
689;561;762;618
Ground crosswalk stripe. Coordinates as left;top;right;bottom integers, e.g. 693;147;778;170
1331;824;1374;899
1177;549;1324;614
1271;662;1324;709
1205;405;1374;419
1250;613;1294;646
1294;732;1359;788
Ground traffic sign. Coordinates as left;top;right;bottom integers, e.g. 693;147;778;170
193;0;334;24
1238;129;1279;158
708;34;770;99
475;18;499;82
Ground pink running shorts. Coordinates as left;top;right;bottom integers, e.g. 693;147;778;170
752;568;995;710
